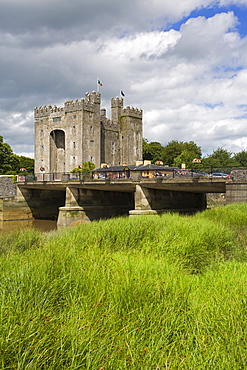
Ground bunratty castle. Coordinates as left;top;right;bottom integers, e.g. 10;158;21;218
34;91;143;173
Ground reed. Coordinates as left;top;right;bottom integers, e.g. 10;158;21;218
1;204;247;369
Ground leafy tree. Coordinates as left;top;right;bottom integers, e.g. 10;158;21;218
161;140;201;166
233;151;247;167
0;136;19;174
71;161;95;173
17;155;34;173
142;139;163;163
81;161;95;172
173;149;200;168
142;138;151;159
0;136;35;174
201;148;239;168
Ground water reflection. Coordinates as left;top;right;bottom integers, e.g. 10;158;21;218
0;219;57;233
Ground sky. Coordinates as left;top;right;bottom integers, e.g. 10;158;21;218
1;0;247;158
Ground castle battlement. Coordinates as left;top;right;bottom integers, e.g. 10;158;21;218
121;106;142;118
111;97;124;108
35;92;101;117
65;92;100;112
34;105;65;118
85;91;101;104
64;99;84;112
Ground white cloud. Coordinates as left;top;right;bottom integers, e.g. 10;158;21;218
1;1;247;157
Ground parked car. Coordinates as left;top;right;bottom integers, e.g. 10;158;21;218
155;172;163;177
98;173;107;179
211;173;229;178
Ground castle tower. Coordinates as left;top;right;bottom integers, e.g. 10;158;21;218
34;92;142;173
111;97;123;125
34;92;102;173
119;106;143;165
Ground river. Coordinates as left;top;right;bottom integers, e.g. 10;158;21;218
0;219;57;233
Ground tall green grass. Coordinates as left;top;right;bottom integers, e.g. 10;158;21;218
1;204;247;368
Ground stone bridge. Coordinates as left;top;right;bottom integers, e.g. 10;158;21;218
10;176;243;226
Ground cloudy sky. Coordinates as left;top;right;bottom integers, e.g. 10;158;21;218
1;0;247;158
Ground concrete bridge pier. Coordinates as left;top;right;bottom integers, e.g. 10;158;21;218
129;185;161;216
57;186;134;227
57;187;91;227
226;182;247;204
129;185;207;217
0;186;34;221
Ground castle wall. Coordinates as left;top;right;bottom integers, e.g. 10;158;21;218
34;92;142;173
120;107;142;165
102;120;121;166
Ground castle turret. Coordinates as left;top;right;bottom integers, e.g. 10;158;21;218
111;97;123;125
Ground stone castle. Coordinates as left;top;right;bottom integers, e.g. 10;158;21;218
34;91;142;173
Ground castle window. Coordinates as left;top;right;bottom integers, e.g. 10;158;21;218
73;115;77;119
52;117;61;123
89;114;92;119
40;130;44;138
73;142;76;149
72;126;76;134
111;142;115;154
90;156;94;162
89;126;93;134
90;140;94;148
72;156;76;165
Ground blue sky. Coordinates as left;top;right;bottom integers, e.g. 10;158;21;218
169;4;247;36
1;0;247;158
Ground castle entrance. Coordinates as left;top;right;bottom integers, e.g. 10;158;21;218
50;130;65;173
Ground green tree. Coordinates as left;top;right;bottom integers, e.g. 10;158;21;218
81;161;95;172
71;161;95;174
17;155;34;173
0;136;19;174
173;149;200;168
161;140;201;166
233;151;247;167
142;139;163;163
202;148;239;168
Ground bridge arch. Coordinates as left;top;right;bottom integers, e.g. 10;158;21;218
50;130;65;173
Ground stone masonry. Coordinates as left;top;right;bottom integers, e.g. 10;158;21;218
34;92;142;173
0;177;16;198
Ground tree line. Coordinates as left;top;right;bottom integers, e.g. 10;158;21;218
1;135;247;175
143;139;247;169
0;136;34;175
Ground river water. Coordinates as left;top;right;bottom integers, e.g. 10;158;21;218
0;219;57;233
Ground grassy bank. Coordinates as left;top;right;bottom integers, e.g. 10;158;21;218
1;204;247;369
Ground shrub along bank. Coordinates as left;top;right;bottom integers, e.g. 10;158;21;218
1;204;247;369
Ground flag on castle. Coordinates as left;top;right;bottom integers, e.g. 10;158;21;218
97;79;103;93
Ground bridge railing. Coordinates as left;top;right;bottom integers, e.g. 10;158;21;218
17;172;94;182
170;167;234;178
16;167;239;183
